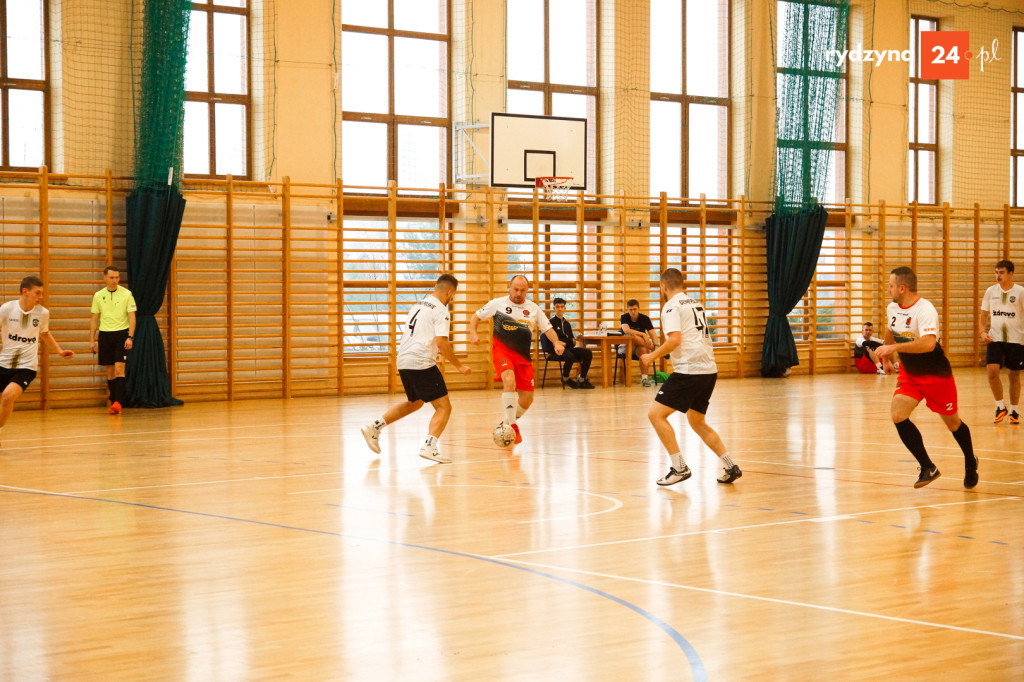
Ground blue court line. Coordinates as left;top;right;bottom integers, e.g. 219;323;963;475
2;488;707;680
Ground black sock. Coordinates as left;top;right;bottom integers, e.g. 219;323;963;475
107;379;115;402
894;419;934;469
113;377;126;404
951;421;975;465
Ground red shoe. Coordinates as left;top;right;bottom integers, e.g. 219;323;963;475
109;401;122;415
510;423;522;444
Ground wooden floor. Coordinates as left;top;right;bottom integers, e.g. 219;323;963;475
2;369;1023;680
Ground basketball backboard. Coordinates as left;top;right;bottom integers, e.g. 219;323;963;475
490;113;587;190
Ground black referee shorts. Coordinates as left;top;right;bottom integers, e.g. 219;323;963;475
98;329;130;366
0;367;37;392
398;366;449;403
985;341;1024;371
654;372;717;414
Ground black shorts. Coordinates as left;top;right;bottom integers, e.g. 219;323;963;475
0;367;38;392
654;372;717;414
398;366;448;403
98;329;130;366
985;341;1024;371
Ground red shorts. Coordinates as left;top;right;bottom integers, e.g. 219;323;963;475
492;341;535;392
854;355;877;374
894;369;958;415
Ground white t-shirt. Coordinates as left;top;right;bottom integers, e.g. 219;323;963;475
0;300;49;372
980;283;1024;344
475;296;552;361
660;292;717;375
396;295;451;371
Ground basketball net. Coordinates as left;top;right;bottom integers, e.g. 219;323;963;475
535;176;575;201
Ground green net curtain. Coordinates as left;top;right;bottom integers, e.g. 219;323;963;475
124;0;191;408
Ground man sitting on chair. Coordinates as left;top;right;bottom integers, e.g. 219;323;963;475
549;297;594;389
854;322;885;374
621;299;658;386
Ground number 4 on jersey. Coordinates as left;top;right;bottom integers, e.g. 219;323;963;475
692;306;710;338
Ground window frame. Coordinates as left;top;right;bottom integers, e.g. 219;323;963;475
1012;27;1023;207
909;15;938;205
649;0;731;203
341;1;452;193
0;0;50;171
185;1;252;180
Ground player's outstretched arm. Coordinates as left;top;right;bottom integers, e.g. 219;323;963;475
468;314;484;345
436;337;471;375
44;331;74;359
542;328;565;355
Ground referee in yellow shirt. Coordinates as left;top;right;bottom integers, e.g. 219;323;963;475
89;266;137;414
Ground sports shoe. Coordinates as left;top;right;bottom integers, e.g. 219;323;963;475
994;407;1009;423
510;423;523;444
876;367;886;375
914;466;941;489
641;377;653;387
717;464;743;484
360;423;382;454
564;378;578;388
1009;411;1020;425
964;455;979;489
109;401;122;415
577;378;596;389
656;465;692;486
419;446;451;464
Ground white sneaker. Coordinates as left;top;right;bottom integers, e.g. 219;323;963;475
656;465;692;486
641;377;653;387
419;446;451;464
361;423;381;454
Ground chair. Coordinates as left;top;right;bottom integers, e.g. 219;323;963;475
540;336;568;389
612;344;628;386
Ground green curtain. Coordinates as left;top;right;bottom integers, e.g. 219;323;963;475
123;0;191;407
760;205;828;377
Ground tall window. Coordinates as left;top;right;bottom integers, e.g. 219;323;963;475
184;1;250;178
506;0;598;194
775;0;847;206
1013;28;1024;206
1;0;48;170
650;0;729;201
909;16;938;204
341;0;449;193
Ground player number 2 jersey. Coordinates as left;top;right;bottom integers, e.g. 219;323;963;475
475;296;552;361
886;297;952;377
980;283;1024;344
397;295;451;370
660;292;717;375
0;300;49;372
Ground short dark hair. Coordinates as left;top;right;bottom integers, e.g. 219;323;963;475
660;268;684;289
890;266;917;292
626;299;639;308
435;273;458;290
552;297;567;306
20;275;43;293
996;259;1015;273
863;322;873;328
103;265;120;275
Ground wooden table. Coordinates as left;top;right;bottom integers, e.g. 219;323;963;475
579;334;633;387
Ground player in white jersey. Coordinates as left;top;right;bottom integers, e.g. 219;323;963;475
876;267;978;489
639;268;741;486
469;275;564;444
979;259;1024;424
0;276;76;446
360;275;471;464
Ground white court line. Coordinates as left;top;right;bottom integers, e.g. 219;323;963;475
291;483;624;524
492;496;1020;558
493;556;1024;642
729;434;1024;459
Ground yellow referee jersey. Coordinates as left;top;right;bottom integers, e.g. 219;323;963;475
91;286;137;332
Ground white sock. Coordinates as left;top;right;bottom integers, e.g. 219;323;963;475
875;362;883;370
996;401;1006;410
372;417;387;430
641;374;648;381
670;452;686;471
424;435;438;448
1011;405;1019;414
502;392;518;425
516;403;527;418
720;453;735;468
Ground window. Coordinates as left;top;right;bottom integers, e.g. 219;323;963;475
341;0;449;194
909;16;938;204
507;0;598;194
776;0;847;206
184;1;250;178
1013;28;1024;206
1;0;48;170
650;0;729;201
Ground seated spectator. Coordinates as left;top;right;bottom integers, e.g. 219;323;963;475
854;321;885;374
548;298;595;389
620;299;659;386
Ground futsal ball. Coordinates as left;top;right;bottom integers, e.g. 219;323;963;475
492;423;516;447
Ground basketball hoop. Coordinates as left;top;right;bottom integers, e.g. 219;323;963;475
535;176;575;201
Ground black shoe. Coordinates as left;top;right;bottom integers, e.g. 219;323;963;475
964;455;979;489
564;378;578;388
578;378;596;389
717;464;743;484
914;466;941;488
